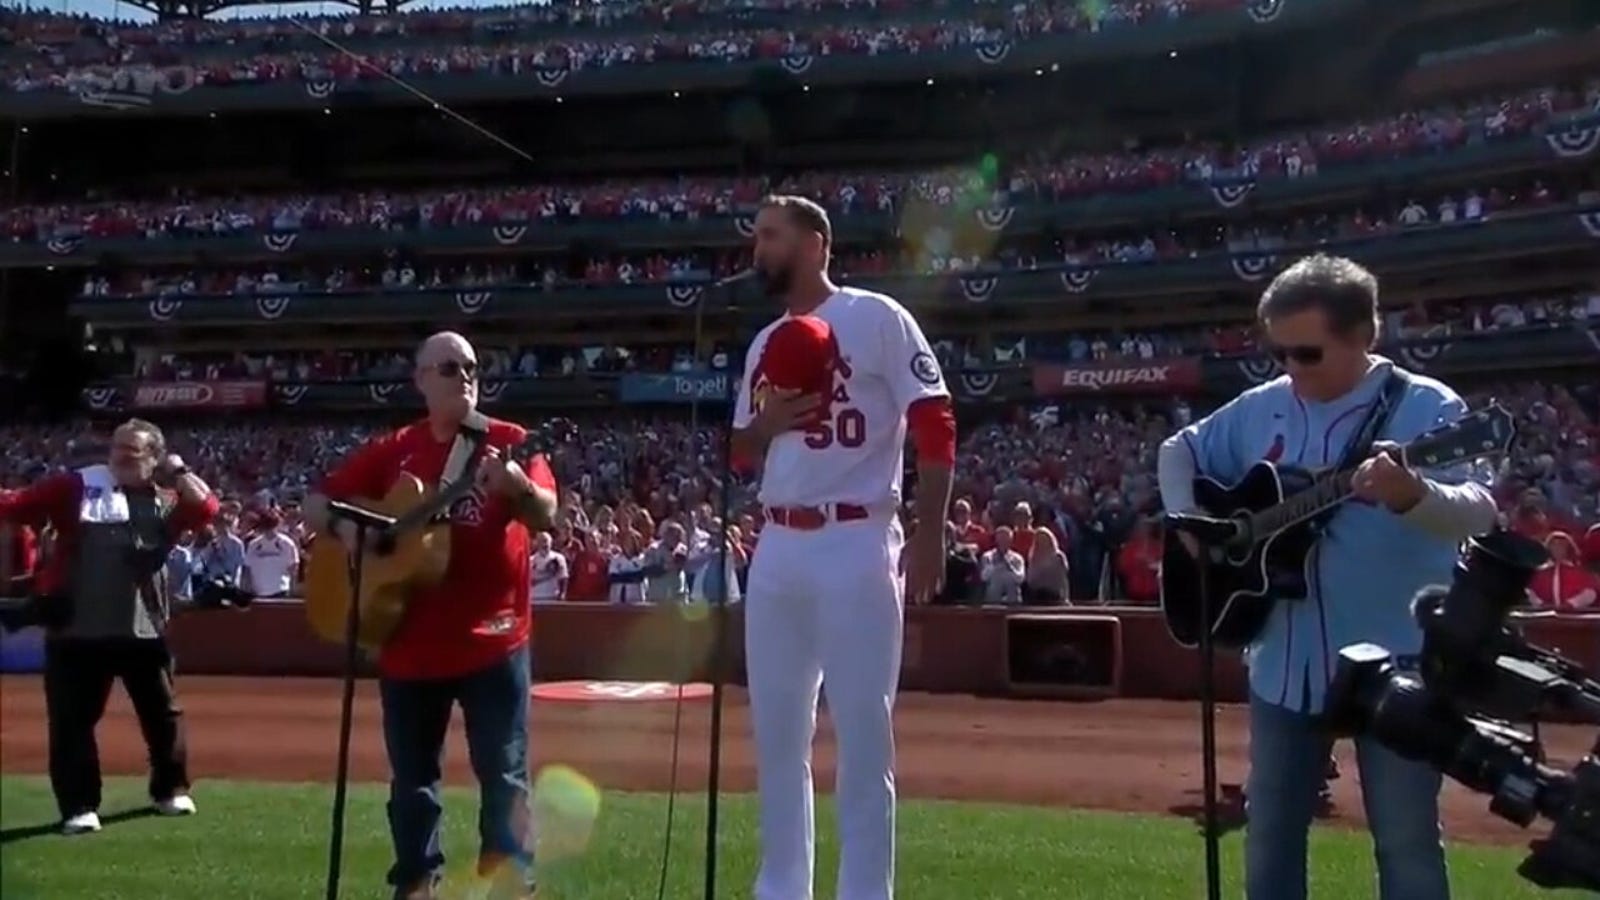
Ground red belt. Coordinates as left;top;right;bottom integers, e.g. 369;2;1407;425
764;504;870;531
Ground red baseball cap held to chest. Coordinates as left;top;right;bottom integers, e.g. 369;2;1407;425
757;315;838;394
752;315;842;427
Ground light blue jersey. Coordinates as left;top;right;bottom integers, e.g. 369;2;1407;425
199;533;246;586
1172;359;1495;713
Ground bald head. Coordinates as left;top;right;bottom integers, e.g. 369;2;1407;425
413;331;479;425
416;331;475;368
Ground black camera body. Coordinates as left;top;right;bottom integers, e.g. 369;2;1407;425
1325;528;1600;894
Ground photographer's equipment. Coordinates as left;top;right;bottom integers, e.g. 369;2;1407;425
1160;400;1514;649
1326;528;1600;894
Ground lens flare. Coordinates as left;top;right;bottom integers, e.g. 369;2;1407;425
532;764;602;863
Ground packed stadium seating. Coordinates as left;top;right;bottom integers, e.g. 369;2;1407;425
5;0;1248;94
2;0;1597;611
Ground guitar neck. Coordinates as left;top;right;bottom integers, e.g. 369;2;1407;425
1246;469;1355;537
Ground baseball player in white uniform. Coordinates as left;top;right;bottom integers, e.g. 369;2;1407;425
731;195;956;900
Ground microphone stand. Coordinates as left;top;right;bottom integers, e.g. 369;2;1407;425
321;500;398;900
1166;514;1229;900
1195;543;1222;900
703;275;741;900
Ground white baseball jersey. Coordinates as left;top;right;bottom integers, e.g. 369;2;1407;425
734;286;948;509
243;531;299;596
529;548;568;602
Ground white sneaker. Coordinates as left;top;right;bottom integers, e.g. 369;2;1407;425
61;811;102;835
154;794;196;816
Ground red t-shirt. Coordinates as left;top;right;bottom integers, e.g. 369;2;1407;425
319;418;544;680
1528;564;1600;612
951;521;992;553
1116;536;1161;605
567;549;610;602
1583;525;1600;568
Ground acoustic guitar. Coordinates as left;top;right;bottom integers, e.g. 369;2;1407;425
1159;403;1516;650
303;422;570;651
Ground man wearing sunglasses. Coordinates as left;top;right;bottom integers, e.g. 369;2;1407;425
1157;254;1498;900
305;331;557;900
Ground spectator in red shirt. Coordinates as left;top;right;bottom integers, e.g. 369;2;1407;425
1526;532;1599;612
306;332;556;900
0;418;219;835
1116;518;1163;605
949;497;991;553
565;529;611;602
1583;523;1600;570
1008;502;1038;559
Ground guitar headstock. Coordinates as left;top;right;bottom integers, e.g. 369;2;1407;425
1406;403;1517;469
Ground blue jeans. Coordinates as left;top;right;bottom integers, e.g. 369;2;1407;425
1245;692;1449;900
379;644;533;897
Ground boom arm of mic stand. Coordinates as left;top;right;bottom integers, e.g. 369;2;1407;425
325;499;401;554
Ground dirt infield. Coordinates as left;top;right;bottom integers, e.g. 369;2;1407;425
1;675;1587;846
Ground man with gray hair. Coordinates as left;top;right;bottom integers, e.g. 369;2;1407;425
0;417;220;835
1158;253;1498;900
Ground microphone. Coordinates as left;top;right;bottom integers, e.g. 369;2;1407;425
715;268;761;288
1164;512;1249;548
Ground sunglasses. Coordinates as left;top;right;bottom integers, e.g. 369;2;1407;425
427;359;479;379
1268;344;1325;366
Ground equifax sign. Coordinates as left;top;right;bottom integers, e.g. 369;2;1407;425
132;380;268;410
1032;359;1202;395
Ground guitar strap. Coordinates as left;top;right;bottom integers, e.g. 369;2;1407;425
438;410;491;493
1308;367;1410;534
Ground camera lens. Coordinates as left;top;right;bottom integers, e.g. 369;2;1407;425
1461;529;1549;609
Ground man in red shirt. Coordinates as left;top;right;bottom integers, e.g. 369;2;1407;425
564;529;611;602
305;332;555;900
0;419;219;835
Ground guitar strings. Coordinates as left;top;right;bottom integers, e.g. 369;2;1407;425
278;18;688;899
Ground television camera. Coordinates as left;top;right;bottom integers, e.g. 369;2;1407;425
1324;528;1600;894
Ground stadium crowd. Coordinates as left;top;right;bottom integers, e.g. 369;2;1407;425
116;288;1598;385
4;0;1220;53
3;8;1596;612
71;171;1594;300
3;377;1596;608
8;77;1596;245
5;0;1250;94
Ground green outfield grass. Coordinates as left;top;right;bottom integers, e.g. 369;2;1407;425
0;776;1583;899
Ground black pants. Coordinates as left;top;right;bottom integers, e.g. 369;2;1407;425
43;637;189;819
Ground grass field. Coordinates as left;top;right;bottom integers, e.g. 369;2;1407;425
0;776;1584;899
